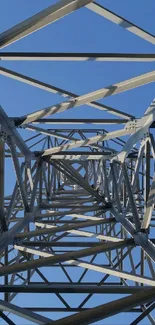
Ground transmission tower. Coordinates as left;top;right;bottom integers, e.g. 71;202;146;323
0;0;155;324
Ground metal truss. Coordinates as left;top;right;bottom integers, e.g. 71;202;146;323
0;0;155;324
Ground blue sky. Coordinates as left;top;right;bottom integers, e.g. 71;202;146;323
0;0;155;324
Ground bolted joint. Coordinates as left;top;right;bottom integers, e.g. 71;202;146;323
141;227;150;235
103;201;112;209
25;212;34;223
35;216;41;222
0;131;7;141
34;151;44;158
1;218;8;232
14;117;26;127
13;237;22;246
25;206;31;213
125;119;138;131
25;160;31;168
134;232;149;246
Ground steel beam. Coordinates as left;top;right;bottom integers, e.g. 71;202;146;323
0;284;151;294
0;106;31;158
0;311;15;325
45;287;155;324
0;0;94;48
142;172;155;229
130;302;155;325
21;307;143;313
0;299;51;324
15;217;116;239
0;67;133;121
42;128;132;156
23;118;128;124
86;2;155;44
0;239;133;277
34;222;123;242
1;52;155;61
15;244;155;287
0;139;6;232
35;205;104;218
19;71;155;124
23;124;106;152
0;2;154;323
21;241;122;247
114;98;155;162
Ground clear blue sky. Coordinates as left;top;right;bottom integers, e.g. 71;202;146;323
0;0;155;324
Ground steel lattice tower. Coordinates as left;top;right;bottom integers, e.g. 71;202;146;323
0;0;155;324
